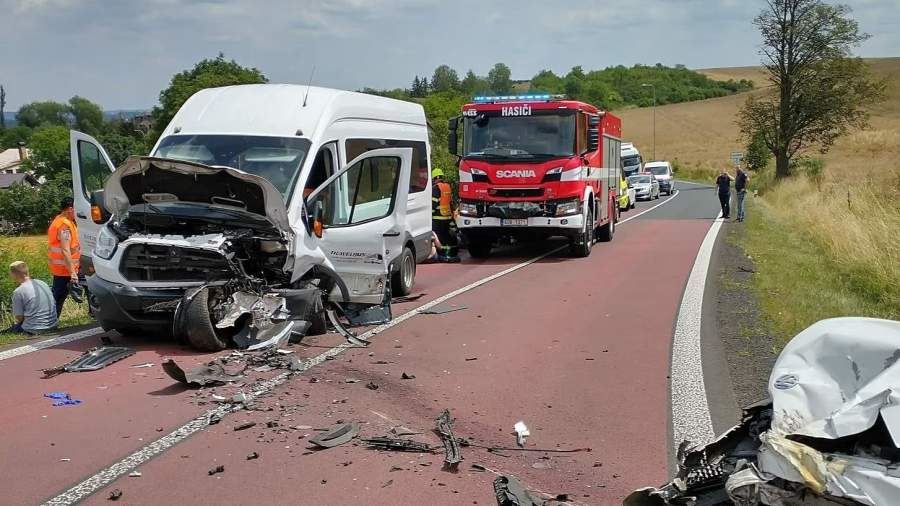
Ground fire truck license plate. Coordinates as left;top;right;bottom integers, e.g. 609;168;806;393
501;219;528;226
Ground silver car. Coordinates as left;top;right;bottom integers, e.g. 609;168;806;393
628;174;660;200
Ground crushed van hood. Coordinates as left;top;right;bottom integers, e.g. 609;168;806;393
104;156;290;231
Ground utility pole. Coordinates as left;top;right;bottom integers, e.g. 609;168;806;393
641;83;656;160
0;85;6;129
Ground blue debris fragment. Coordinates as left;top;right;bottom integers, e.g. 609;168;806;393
44;392;83;406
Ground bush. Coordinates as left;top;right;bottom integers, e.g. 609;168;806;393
0;178;72;235
745;131;771;171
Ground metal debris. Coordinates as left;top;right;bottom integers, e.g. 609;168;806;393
162;359;232;387
435;409;462;468
421;304;468;315
42;346;136;377
494;475;541;506
308;422;360;449
363;437;434;453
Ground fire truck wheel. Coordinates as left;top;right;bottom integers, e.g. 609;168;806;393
391;246;416;296
570;207;594;257
597;207;615;243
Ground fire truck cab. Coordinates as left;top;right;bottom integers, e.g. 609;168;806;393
448;95;622;258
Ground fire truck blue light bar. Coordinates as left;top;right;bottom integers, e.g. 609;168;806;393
473;94;553;103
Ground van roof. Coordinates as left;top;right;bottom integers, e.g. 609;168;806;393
161;84;426;140
644;161;670;167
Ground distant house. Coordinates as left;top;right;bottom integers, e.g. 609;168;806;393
0;172;39;189
0;144;31;174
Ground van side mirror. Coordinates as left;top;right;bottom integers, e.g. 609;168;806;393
90;189;111;224
448;116;459;156
310;200;324;238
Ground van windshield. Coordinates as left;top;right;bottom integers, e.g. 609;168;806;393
155;135;311;198
647;165;669;176
622;155;641;168
463;110;576;160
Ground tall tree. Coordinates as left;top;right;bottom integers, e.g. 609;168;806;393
68;96;104;135
737;0;884;178
21;126;71;180
529;70;563;94
151;53;267;141
420;77;430;96
460;70;488;95
411;76;422;97
431;65;460;93
487;63;512;94
15;101;70;128
0;85;6;129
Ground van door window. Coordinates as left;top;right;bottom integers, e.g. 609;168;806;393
305;146;335;200
346;139;428;193
77;140;109;198
309;156;401;227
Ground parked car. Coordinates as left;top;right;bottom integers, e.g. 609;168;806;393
628;174;659;200
643;161;675;195
69;84;433;350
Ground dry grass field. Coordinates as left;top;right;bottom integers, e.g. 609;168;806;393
615;58;900;343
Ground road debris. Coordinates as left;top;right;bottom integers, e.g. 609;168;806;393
309;422;360;449
162;359;232;387
435;409;462;468
128;470;142;477
390;425;422;437
131;363;154;368
42;346;136;377
44;392;82;406
365;381;379;390
246;452;259;460
421;303;468;315
233;422;256;431
393;293;426;303
107;489;123;501
401;372;416;379
494;475;541;506
345;378;360;383
381;479;393;488
363;437;433;453
627;317;900;506
513;421;530;447
325;307;369;346
208;465;225;476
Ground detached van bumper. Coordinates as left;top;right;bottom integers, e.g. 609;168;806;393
87;275;184;334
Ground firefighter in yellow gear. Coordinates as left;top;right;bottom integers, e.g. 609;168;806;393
431;168;459;261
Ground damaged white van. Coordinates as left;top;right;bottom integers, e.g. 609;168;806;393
69;85;433;350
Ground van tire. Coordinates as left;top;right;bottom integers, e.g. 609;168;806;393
391;247;416;296
570;207;594;257
467;240;492;259
183;287;229;351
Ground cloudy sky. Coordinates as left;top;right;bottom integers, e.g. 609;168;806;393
3;0;899;110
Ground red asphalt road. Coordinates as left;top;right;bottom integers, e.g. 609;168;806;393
0;189;717;505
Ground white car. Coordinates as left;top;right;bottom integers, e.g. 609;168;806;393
628;174;660;200
643;161;675;195
69;85;433;349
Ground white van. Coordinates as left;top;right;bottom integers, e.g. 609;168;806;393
643;160;676;195
69;84;433;348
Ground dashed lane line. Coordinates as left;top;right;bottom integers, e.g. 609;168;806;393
0;327;104;362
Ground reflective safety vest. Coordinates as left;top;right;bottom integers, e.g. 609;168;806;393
47;214;80;277
432;181;453;220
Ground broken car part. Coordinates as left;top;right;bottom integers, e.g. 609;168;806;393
42;346;136;377
325;306;369;346
628;317;900;506
161;359;232;387
421;303;468;315
435;409;463;468
309;423;360;449
494;475;542;506
363;437;434;453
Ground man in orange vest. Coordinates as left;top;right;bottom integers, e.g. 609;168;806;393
431;168;459;262
47;197;81;316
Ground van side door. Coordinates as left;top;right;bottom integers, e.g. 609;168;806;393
69;131;116;264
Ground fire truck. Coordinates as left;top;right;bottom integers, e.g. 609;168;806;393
448;95;623;258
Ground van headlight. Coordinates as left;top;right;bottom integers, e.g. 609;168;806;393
555;198;582;216
94;226;119;260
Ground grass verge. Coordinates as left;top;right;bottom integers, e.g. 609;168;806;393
0;235;93;347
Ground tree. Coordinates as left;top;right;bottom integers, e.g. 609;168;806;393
21;126;71;180
529;70;563;94
487;63;512;94
16;101;70;128
98;130;149;167
431;65;460;93
744;130;771;170
411;76;424;98
0;85;6;129
460;70;488;95
737;0;884;178
420;77;430;96
0;126;32;150
0;178;72;234
151;54;267;141
68;96;104;135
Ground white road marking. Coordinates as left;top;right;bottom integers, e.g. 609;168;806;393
618;189;680;225
42;190;684;505
0;327;104;362
670;213;724;447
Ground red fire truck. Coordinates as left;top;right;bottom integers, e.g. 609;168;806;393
448;94;623;258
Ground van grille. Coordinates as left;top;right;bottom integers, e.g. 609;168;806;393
121;244;231;282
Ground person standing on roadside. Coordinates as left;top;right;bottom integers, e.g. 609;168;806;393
715;168;734;219
47;197;81;316
735;165;750;222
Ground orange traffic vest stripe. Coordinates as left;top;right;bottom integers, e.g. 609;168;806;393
435;182;452;218
47;214;80;276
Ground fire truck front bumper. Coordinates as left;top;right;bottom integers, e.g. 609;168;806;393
456;214;584;230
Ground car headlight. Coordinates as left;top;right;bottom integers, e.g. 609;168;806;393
459;202;479;216
94;225;119;260
555;198;581;217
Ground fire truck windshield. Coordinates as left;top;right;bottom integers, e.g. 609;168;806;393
463;110;576;160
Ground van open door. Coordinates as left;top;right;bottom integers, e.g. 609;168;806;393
69;131;116;267
305;148;412;304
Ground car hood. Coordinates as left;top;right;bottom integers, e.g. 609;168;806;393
104;156;290;231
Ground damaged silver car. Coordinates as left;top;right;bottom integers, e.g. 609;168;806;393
627;317;900;506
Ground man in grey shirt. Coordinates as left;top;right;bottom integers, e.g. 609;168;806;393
5;261;58;334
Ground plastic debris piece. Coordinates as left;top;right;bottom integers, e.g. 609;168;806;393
131;363;154;368
107;489;123;501
309;422;360;449
233;422;256;431
401;372;416;380
365;381;379;390
60;458;71;462
208;465;225;476
44;392;69;400
435;409;462;468
494;475;541;506
162;359;231;387
421;304;468;315
246;452;259;460
363;437;433;453
325;307;369;346
514;421;530;447
42;346;136;377
44;392;82;406
128;470;142;477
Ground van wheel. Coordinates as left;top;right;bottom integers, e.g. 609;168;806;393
467;240;492;259
391;247;416;296
570;207;594;257
183;287;230;351
597;207;615;242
